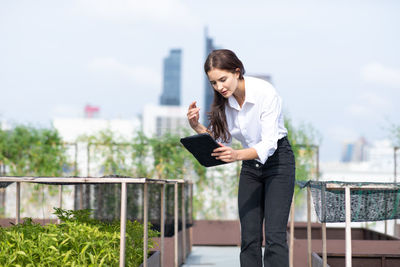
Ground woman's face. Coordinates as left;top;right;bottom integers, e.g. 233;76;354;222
207;68;240;98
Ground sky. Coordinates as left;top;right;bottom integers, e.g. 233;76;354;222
1;0;399;162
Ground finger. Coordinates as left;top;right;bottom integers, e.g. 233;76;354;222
213;147;228;153
216;155;233;162
189;101;197;109
188;107;200;114
187;108;200;117
187;111;200;119
212;150;229;157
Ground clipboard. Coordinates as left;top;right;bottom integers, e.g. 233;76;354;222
180;133;228;167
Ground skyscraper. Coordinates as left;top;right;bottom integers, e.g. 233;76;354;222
160;49;182;106
203;28;218;125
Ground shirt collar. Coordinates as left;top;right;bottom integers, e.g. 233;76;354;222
227;76;256;110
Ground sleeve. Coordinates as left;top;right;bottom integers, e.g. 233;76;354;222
252;94;282;164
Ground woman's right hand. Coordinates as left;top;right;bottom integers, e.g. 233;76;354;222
187;101;201;130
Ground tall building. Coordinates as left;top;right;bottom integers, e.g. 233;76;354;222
341;137;368;162
160;49;182;106
203;28;218;125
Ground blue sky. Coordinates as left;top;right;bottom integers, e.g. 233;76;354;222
1;0;399;161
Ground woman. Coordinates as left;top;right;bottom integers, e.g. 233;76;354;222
187;49;295;267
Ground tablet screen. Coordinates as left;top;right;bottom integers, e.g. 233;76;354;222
180;133;228;167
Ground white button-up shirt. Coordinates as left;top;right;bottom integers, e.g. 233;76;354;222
224;76;287;164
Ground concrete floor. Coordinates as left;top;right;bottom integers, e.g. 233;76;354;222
182;246;241;267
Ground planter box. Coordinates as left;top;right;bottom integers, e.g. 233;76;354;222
191;220;400;267
153;227;192;267
312;252;330;267
139;251;160;267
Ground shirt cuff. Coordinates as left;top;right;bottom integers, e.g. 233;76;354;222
252;140;278;164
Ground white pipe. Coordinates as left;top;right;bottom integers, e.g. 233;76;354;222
58;185;63;224
16;182;21;225
345;186;352;267
174;183;178;267
143;183;149;267
160;184;165;267
307;187;312;267
119;182;127;267
181;183;186;263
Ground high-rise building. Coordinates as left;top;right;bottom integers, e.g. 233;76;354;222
203;28;218;125
160;49;182;106
341;137;368;162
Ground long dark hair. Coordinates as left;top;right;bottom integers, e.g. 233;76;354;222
204;49;245;142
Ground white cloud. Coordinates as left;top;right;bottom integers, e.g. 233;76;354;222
52;104;83;118
327;125;358;143
346;91;393;119
361;62;400;88
87;57;161;88
75;0;197;26
347;104;369;117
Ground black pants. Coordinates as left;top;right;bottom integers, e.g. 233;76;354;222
238;137;295;267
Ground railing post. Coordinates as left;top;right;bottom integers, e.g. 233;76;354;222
345;186;352;267
119;182;127;267
321;185;327;267
181;182;186;263
307;186;312;267
58;185;63;224
143;182;149;267
160;183;166;267
394;147;398;236
174;182;179;267
16;182;21;225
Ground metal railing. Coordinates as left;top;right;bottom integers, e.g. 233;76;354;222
0;176;192;267
297;182;400;267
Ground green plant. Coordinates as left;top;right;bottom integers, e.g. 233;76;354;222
0;125;68;177
285;117;321;207
0;208;159;266
0;125;71;217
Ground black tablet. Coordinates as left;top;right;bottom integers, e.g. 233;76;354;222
180;133;228;167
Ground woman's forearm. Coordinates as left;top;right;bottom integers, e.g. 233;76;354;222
236;148;259;161
193;123;209;134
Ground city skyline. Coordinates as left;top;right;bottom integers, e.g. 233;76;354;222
159;49;182;106
1;0;399;162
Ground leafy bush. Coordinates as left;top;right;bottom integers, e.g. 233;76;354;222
0;208;159;266
0;125;67;177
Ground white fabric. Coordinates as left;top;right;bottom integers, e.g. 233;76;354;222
224;76;287;164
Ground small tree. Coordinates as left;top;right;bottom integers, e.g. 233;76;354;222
0;125;69;217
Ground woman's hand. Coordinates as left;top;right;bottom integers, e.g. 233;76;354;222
211;143;239;163
187;101;201;130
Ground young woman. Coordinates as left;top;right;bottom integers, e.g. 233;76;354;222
187;49;295;267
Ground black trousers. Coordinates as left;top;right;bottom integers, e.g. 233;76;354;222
238;137;295;267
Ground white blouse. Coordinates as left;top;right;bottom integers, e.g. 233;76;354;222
224;76;287;164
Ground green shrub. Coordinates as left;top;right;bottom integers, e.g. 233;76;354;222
0;208;159;266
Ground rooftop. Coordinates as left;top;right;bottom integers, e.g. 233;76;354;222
182;246;240;267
